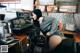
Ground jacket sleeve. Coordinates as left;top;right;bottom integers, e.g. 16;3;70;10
49;18;59;35
40;17;59;35
40;17;53;32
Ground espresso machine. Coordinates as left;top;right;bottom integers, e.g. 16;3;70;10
0;14;5;40
0;14;12;43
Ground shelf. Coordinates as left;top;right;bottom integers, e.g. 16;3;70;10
56;1;80;6
34;0;80;13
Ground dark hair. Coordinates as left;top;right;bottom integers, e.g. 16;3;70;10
33;9;42;20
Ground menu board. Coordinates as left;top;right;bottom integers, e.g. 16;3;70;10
47;5;57;12
39;0;54;5
36;6;45;12
59;6;76;13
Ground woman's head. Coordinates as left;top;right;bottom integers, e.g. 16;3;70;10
32;9;42;20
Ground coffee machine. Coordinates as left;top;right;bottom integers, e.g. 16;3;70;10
0;14;5;39
0;14;12;42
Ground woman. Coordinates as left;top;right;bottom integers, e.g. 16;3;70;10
32;9;62;49
32;9;42;36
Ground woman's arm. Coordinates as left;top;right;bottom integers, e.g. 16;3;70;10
49;18;58;35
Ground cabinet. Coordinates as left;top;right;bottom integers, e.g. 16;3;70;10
14;34;28;53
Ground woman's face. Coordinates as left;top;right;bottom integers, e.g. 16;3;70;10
32;13;37;20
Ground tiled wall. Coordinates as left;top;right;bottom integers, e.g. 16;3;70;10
42;12;80;30
74;13;80;28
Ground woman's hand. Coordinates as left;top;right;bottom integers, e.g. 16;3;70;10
46;32;51;36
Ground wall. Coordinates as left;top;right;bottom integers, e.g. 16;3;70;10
20;0;33;10
1;0;33;11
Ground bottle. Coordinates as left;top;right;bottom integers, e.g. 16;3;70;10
58;18;63;31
